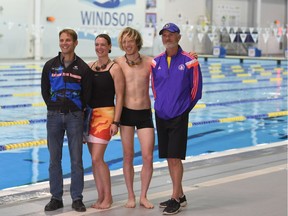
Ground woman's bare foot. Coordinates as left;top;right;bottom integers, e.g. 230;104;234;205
91;200;102;209
124;197;136;208
140;198;154;209
98;198;113;209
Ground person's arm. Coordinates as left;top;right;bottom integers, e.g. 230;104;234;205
110;63;125;135
189;62;202;110
41;62;51;105
81;64;93;108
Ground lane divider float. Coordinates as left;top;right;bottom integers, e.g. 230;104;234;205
0;111;287;151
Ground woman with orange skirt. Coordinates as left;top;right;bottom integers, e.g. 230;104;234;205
84;34;124;209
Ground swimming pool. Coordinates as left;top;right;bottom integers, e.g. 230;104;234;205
0;58;287;190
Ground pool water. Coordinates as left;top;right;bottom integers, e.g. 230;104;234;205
0;58;287;190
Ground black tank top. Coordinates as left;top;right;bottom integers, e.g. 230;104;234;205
89;63;115;108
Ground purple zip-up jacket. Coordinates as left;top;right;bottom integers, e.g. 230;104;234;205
151;46;202;120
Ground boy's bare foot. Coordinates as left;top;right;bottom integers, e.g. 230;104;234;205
124;198;136;208
140;198;154;209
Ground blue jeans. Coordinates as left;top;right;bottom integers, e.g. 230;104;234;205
46;110;84;201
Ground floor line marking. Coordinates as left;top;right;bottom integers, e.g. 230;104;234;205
148;164;286;200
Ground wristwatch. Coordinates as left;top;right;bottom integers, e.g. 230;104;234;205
112;121;120;127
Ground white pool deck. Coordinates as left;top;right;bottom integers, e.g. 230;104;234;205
0;140;287;216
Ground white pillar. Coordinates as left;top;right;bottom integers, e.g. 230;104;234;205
34;0;41;60
256;0;261;28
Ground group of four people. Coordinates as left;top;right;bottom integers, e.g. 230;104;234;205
41;22;202;215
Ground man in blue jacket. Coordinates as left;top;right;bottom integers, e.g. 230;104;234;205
41;28;92;212
151;23;202;215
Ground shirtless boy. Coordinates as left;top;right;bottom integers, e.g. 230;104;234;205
114;27;155;209
114;27;197;209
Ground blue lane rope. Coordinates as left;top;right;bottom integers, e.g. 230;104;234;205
0;102;45;109
1;72;39;76
15;78;41;81
0;94;12;97
0;69;37;73
0;84;40;88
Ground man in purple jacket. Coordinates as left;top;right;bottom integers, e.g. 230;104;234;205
151;23;202;215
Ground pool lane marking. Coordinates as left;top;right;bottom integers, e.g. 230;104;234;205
1;84;286;98
204;85;286;93
0;110;287;128
13;92;41;97
1;139;47;151
0;119;46;127
0;75;286;88
203;76;287;85
0;111;287;151
204;72;286;78
0;96;285;110
189;110;288;126
0;92;41;97
0;65;42;71
0;102;46;109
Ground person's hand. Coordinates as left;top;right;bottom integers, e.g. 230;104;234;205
189;51;198;59
110;124;119;136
